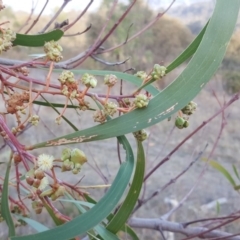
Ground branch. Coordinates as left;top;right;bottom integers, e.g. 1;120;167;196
63;24;92;37
98;0;175;54
69;0;120;68
25;0;49;34
135;144;208;213
128;217;240;240
91;55;129;66
63;0;94;32
144;93;240;182
17;0;36;32
40;0;72;33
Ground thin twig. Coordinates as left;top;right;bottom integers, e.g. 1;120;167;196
91;55;129;66
40;0;72;33
98;0;175;54
63;0;94;32
144;93;239;182
70;0;120;68
134;144;207;213
128;217;240;240
63;24;92;37
17;0;37;32
25;0;49;34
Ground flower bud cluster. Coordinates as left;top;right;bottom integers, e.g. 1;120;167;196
134;71;147;81
28;115;40;126
175;116;189;129
61;148;87;174
15;67;29;76
181;101;197;115
44;40;63;62
104;74;118;87
26;167;49;191
134;94;149;108
133;129;148;142
0;28;16;54
82;73;97;88
104;101;117;116
151;64;166;80
175;101;197;130
58;71;79;99
6;91;29;114
40;184;66;201
93;109;106;123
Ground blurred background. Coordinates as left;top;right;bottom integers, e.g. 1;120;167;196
1;0;240;239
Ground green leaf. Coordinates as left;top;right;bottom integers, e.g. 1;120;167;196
166;22;208;73
135;22;209;93
13;29;64;47
33;100;79;109
33;0;240;149
232;164;240;180
234;185;240;190
14;215;49;232
208;160;236;187
57;199;95;208
64;193;119;240
84;195;139;240
107;140;145;233
1;155;15;236
12;135;134;240
122;226;139;240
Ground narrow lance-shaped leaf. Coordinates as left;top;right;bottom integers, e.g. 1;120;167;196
208;160;236;187
107;140;145;233
12;135;135;240
1;155;15;237
13;29;64;47
32;0;240;149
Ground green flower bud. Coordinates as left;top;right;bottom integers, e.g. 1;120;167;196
183;120;189;128
134;94;149;108
104;101;117;116
133;129;148;142
175;116;188;129
182;101;197;115
61;159;74;172
104;74;118;87
72;168;80;174
61;148;72;161
151;64;167;80
71;148;87;165
75;163;82;170
51;186;66;201
82;73;97;88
